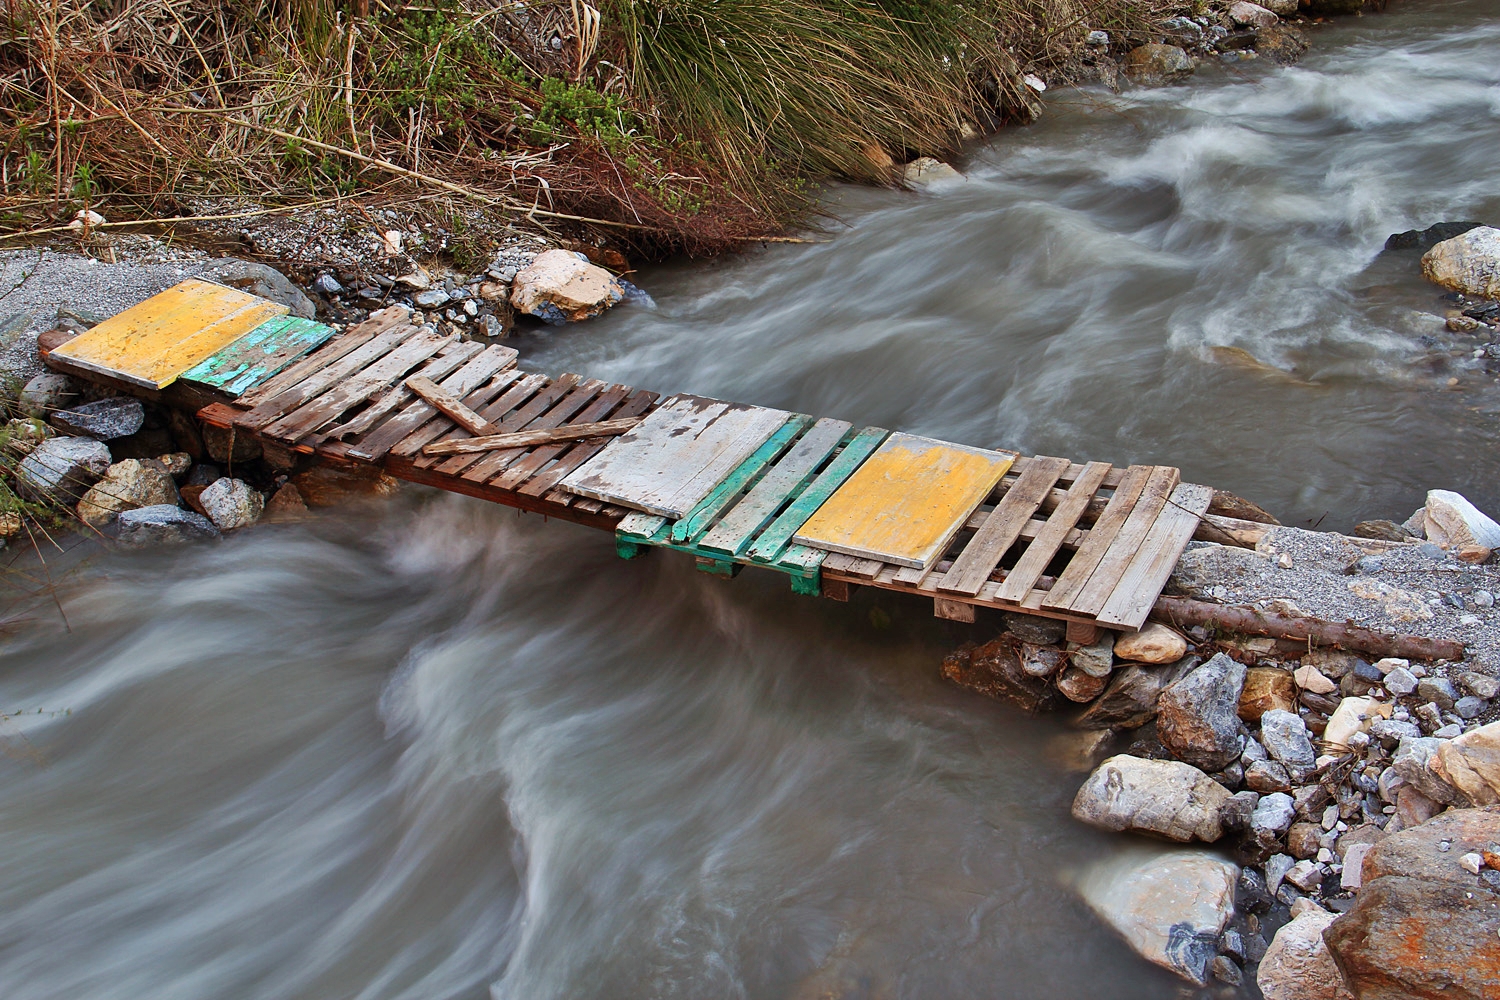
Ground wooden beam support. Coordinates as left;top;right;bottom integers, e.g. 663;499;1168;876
1066;621;1102;645
935;597;975;623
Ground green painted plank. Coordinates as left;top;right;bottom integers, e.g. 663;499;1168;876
697;417;853;557
747;427;889;565
669;414;811;544
618;512;669;541
181;315;336;396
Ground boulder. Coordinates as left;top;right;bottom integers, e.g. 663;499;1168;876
941;636;1059;714
198;477;264;531
1121;44;1193;86
1324;807;1500;1000
1324;696;1392;750
1253;24;1309;66
1002;612;1065;645
49;396;145;439
74;459;181;528
1422;490;1500;552
1157;653;1247;771
17;436;112;502
1067;633;1115;678
1431;721;1500;806
1075;657;1196;730
1072;754;1236;842
1112;623;1187;664
1260;709;1317;782
1074;848;1239;986
263;482;310;522
18;372;87;418
1257;907;1354;1000
1057;665;1108;703
1169;544;1273;597
1239;667;1297;722
1257;0;1298;13
902;157;964;187
114;504;220;547
510;249;624;324
1421;226;1500;299
1386;221;1491;252
1392;737;1460;804
1228;1;1279;28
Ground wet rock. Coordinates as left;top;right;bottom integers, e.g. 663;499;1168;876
1240;667;1297;722
1019;641;1066;678
1158;653;1246;771
1257;907;1353;1000
114;504;220;547
201;423;261;464
1324;696;1392;750
1253;24;1309;66
198;477;264;531
18;372;87;418
1422;489;1500;552
1074;848;1239;986
1431;721;1500;805
1072;754;1236;842
1210;953;1242;986
1121;44;1193;86
1324;807;1500;1000
1228;1;1278;28
1386;221;1489;252
1246;758;1293;794
263;482;310;522
941;636;1059;714
291;464;400;507
50;396;145;440
17;435;112;502
1057;665;1108;703
510;249;624;324
1352;519;1416;542
1112;624;1187;665
1047;728;1116;772
1074;658;1195;730
1304;0;1363;12
1067;633;1115;678
1002;612;1065;645
1421;226;1500;300
902;157;964;187
75;458;180;528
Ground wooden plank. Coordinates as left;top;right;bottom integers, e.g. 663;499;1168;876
490;385;633;491
1041;465;1155;613
935;598;975;623
747;427;888;564
669;416;809;543
326;341;485;442
235;323;420;430
794;433;1017;571
423;416;641;456
418;372;563;471
239;306;410;404
1096;482;1213;629
51;278;289;389
517;389;660;498
1057;466;1181;617
261;328;453;443
822;552;885;578
179;315;337;396
368;364;523;462
559;395;795;519
617;512;669;539
696;417;852;557
937;455;1069;595
458;379;607;485
405;374;498;435
994;461;1113;604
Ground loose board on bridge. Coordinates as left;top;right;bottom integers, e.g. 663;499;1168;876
559;395;795;518
791;433;1017;571
50;278;288;389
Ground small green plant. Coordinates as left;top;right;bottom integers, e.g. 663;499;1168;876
71;161;97;201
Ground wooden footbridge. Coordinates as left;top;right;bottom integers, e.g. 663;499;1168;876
42;281;1219;642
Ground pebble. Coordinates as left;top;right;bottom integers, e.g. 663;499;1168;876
1265;854;1296;895
1252;792;1297;834
1294;663;1337;695
1383;666;1419;696
1434;723;1463;739
313;273;343;295
1284;859;1323;892
1459;852;1484;875
1372;657;1407;675
1455;695;1489;719
1475;590;1495;607
412;289;450;309
1417;677;1458;711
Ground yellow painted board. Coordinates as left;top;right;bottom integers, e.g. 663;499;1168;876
51;278;288;389
793;432;1017;570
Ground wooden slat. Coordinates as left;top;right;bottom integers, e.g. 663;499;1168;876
747;427;888;564
1041;465;1154;613
235;323;420;430
938;456;1070;596
1095;482;1213;629
696;417;853;557
669;416;809;543
426;415;639;456
560;396;795;519
365;363;523;462
518;389;661;498
489;385;633;491
994;461;1112;604
405;374;498;435
822;552;885;578
327;341;485;442
422;373;571;472
239;306;410;404
458;379;608;485
180;314;337;395
261;328;453;443
1056;465;1181;617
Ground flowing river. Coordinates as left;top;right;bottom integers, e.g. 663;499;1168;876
2;2;1498;997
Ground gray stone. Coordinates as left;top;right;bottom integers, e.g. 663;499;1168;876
1170;544;1273;598
1121;43;1194;86
1370;717;1423;747
198;477;263;531
1417;676;1458;712
412;288;450;309
18;372;87;418
1075;657;1197;730
1245;759;1293;793
204;260;315;318
1068;634;1115;678
115;504;219;547
1283;859;1323;892
1252;792;1297;836
1293;784;1333;820
1072;754;1236;842
1265;854;1296;895
1257;907;1353;1000
1157;653;1247;771
1421;226;1500;300
17;435;112;502
1460;672;1500;699
1020;642;1066;678
1002;612;1065;645
1259;708;1318;783
50;396;145;439
1228;1;1278;28
1392;736;1460;804
1455;696;1489;720
75;458;180;527
313;273;344;296
1383;666;1419;696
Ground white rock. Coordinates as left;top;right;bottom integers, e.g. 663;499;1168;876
67;208;106;229
1341;842;1372;889
1421;226;1500;299
1383;667;1419;696
1252;792;1297;834
1072;755;1236;842
1284;859;1323;892
1023;73;1047;92
1228;0;1279;27
1372;658;1408;676
1112;623;1188;664
1257;907;1355;1000
1294;663;1337;695
902;157;964;187
1324;696;1392;750
1458;851;1484;875
510;249;624;323
1423;490;1500;552
1073;848;1238;986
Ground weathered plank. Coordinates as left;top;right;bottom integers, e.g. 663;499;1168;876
994;461;1113;604
1057;465;1181;617
520;389;661;499
366;363;523;462
326;341;485;442
669;415;809;543
937;455;1070;594
795;433;1017;571
747;427;888;564
180;315;337;396
235;323;420;431
489;385;633;491
421;372;567;471
423;415;641;456
405;374;498;435
52;278;288;389
239;306;411;404
459;379;608;485
1096;482;1213;629
560;395;795;519
696;417;853;557
1041;465;1154;614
